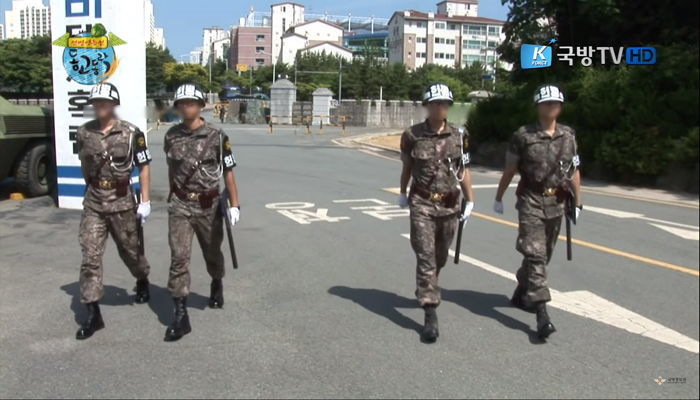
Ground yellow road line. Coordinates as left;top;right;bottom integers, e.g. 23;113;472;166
384;187;697;276
471;211;698;277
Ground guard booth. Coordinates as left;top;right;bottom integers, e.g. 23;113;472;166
270;79;296;125
312;88;333;126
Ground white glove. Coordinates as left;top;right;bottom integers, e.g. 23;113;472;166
228;206;240;227
398;193;409;209
575;205;582;222
136;201;151;224
493;200;504;214
459;201;474;226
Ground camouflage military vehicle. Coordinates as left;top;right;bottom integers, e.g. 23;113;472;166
0;96;55;197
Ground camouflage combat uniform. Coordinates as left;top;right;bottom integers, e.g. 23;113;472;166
401;120;469;307
508;123;578;303
77;119;152;303
164;119;236;297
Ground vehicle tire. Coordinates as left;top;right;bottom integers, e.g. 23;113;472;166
15;141;51;197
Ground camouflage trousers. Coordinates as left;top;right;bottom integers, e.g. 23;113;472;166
410;210;458;307
79;208;150;303
515;212;562;303
167;204;225;297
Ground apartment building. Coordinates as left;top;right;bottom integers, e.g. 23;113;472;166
388;0;505;70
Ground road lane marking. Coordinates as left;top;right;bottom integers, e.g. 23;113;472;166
266;202;350;225
400;234;699;354
586;205;698;230
648;224;699;241
581;188;699;209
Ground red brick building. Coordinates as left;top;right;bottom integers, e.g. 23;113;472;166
229;26;273;69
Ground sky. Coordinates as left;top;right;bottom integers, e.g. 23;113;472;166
0;0;510;58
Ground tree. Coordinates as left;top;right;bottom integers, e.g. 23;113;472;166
163;62;211;92
0;36;53;94
146;43;175;94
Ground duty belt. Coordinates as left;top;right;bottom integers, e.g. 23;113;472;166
172;185;219;209
88;177;130;197
410;184;460;208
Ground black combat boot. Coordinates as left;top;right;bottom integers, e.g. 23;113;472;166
510;286;535;313
164;297;191;342
134;278;150;304
536;302;556;340
76;301;105;340
208;279;224;309
420;305;439;343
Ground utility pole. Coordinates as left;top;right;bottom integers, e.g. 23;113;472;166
338;58;343;103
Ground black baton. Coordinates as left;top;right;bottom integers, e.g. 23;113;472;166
454;198;467;264
135;188;145;256
220;192;239;270
565;215;572;261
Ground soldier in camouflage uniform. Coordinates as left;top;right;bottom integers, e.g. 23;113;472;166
75;83;153;340
163;83;240;342
398;83;475;343
494;84;582;340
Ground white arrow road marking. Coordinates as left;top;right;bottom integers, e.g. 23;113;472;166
401;233;699;354
586;205;699;230
649;224;700;241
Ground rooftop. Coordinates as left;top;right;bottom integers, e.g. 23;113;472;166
391;10;505;25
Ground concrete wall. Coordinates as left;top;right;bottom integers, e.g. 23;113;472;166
334;99;471;128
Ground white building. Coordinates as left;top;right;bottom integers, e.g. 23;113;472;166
388;0;506;70
144;0;155;43
4;0;51;39
299;42;352;62
200;27;230;65
153;27;165;48
144;0;166;48
271;2;305;64
279;19;345;65
437;0;478;17
0;24;4;40
189;48;203;64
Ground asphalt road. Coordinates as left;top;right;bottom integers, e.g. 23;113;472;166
0;118;698;399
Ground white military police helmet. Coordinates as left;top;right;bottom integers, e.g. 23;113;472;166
89;83;120;105
534;84;565;104
174;83;206;106
423;83;454;105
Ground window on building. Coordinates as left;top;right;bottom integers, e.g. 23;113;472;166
487;40;499;49
256;34;265;41
488;26;500;36
463;54;483;65
417;37;427;43
255;59;265;65
449;24;459;30
435;22;446;30
256;46;265;53
466;25;486;35
435;52;445;59
446;39;456;45
464;40;485;49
